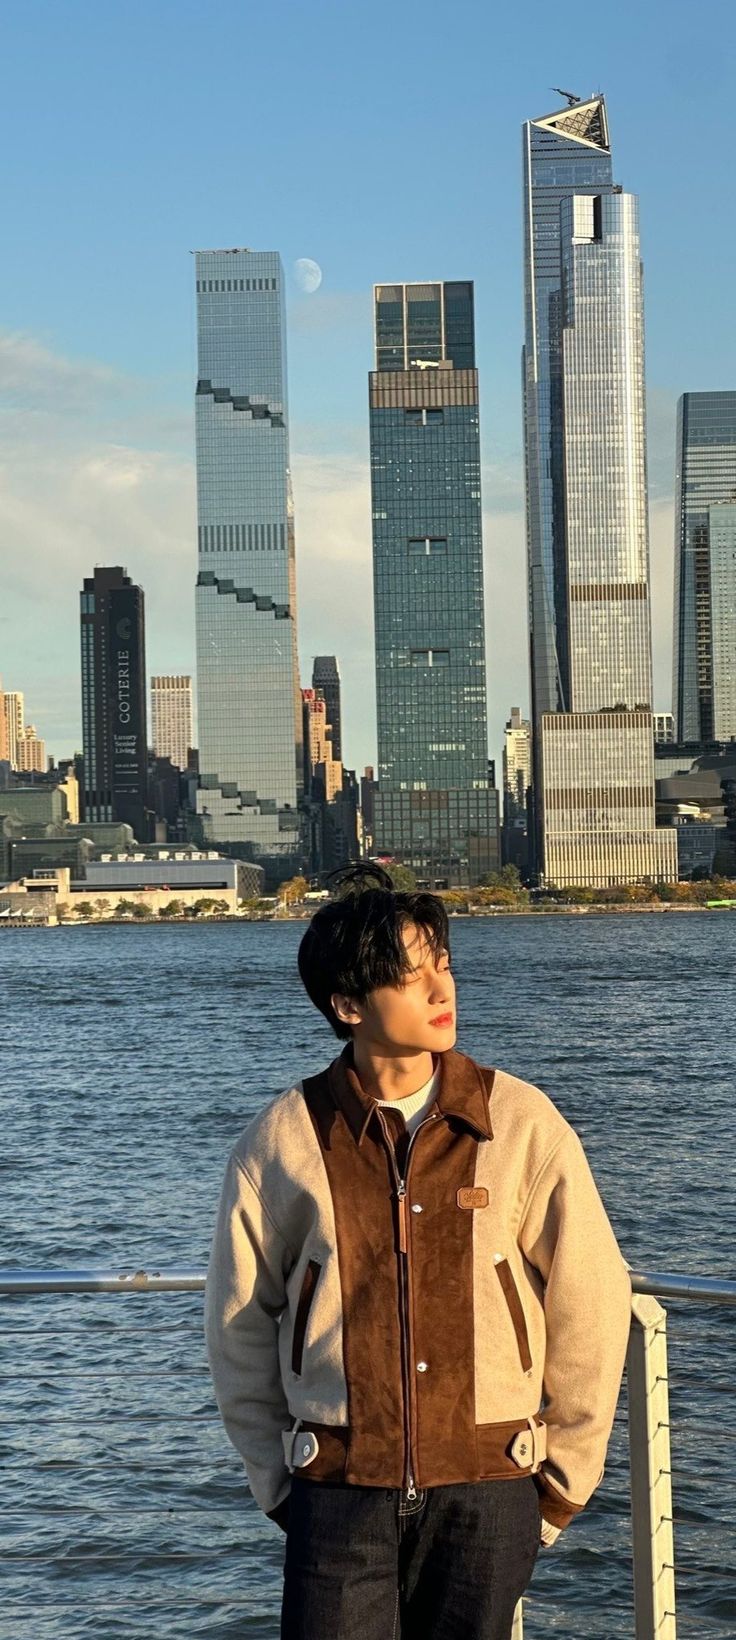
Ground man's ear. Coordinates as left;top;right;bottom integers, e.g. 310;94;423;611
331;992;363;1029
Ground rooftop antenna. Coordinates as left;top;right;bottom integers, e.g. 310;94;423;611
551;87;581;106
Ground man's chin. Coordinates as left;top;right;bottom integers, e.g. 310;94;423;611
422;1024;457;1052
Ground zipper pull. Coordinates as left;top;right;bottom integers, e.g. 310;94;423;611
406;1474;417;1501
397;1181;407;1254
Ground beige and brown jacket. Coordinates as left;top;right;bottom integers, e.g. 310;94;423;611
205;1046;631;1532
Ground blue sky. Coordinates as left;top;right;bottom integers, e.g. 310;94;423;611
1;0;735;777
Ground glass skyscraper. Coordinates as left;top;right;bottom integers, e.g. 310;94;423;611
707;503;736;742
523;97;676;887
193;249;303;880
369;281;499;886
672;392;736;743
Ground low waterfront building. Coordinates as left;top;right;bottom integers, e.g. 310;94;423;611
0;877;63;923
80;850;264;902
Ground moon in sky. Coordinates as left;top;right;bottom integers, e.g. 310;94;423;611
294;257;323;294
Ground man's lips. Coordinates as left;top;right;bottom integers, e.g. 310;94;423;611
429;1012;454;1026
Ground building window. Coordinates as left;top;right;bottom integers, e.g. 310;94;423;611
411;649;450;667
408;537;448;557
403;407;444;427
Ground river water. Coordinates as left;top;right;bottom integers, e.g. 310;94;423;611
1;914;734;1638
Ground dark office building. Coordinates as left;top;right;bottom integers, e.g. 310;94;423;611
80;567;150;841
312;655;342;763
673;393;736;744
369;280;499;886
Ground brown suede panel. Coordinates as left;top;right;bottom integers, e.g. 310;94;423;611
301;1065;407;1486
301;1050;498;1489
404;1110;482;1485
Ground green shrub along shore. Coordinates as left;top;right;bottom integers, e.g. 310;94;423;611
45;866;736;924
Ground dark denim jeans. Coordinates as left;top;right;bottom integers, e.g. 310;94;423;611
281;1474;540;1639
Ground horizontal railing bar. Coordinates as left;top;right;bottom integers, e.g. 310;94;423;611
629;1270;736;1305
0;1269;205;1294
1;1266;736;1301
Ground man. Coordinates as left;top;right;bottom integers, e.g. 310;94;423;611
206;864;631;1639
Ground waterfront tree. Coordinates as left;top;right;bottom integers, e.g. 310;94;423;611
383;864;417;892
279;875;309;906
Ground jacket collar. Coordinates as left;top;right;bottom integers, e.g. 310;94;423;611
327;1044;494;1147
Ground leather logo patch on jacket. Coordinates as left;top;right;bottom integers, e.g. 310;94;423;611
457;1187;489;1210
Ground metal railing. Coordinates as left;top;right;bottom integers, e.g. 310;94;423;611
2;1266;735;1640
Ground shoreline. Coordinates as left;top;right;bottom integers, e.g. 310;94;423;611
1;902;732;929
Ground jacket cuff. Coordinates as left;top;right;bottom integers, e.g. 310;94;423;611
266;1495;291;1533
534;1473;584;1532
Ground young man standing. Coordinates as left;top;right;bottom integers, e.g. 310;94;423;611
206;865;631;1639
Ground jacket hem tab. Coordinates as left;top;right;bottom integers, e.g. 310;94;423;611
509;1415;547;1473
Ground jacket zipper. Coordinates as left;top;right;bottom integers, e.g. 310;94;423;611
377;1109;436;1503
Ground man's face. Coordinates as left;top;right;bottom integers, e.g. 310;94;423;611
334;922;456;1053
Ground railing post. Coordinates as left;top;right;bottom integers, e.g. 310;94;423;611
511;1600;523;1638
626;1293;676;1638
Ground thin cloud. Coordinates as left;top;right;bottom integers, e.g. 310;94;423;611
0;329;132;410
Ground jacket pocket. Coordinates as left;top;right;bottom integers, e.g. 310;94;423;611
494;1256;533;1373
291;1259;321;1377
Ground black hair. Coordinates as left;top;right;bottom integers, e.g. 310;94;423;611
297;862;450;1040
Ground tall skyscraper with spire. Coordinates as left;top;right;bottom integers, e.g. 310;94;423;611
193;249;303;882
522;95;676;887
369;280;499;886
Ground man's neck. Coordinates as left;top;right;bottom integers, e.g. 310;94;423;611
351;1042;436;1102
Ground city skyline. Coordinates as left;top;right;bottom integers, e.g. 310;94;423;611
1;3;735;788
